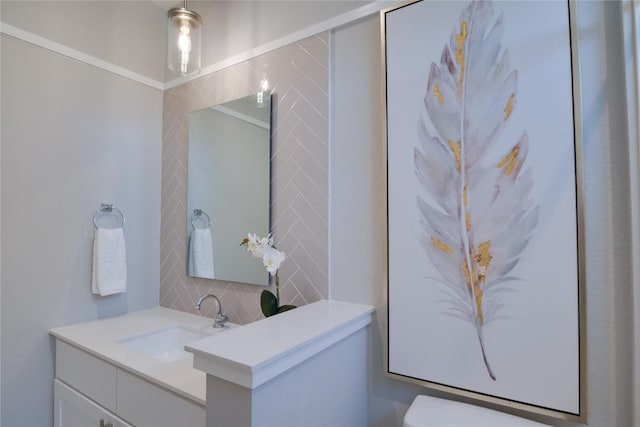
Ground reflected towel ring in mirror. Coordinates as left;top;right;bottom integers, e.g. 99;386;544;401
191;209;211;230
93;203;125;229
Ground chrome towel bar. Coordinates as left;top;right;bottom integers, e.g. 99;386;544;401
93;203;125;229
191;209;211;230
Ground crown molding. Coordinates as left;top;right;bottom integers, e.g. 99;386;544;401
164;1;397;90
0;22;165;91
1;1;399;92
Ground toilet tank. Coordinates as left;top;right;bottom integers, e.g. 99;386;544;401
403;395;550;427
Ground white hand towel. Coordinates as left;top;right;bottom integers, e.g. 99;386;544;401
189;228;215;279
92;227;127;296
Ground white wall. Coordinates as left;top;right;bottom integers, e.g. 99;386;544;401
1;1;168;83
331;14;426;427
331;2;636;426
0;35;162;427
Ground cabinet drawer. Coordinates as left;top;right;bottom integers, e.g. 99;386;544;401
54;379;132;427
117;369;205;427
56;340;117;413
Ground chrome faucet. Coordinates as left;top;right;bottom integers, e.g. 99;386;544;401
195;293;228;328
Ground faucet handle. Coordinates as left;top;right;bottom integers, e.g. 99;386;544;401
213;313;228;328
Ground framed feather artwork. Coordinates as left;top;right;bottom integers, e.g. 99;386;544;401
383;0;585;422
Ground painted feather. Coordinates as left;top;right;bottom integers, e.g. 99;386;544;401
415;0;538;381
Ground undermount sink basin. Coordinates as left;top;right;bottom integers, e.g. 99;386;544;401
119;325;215;362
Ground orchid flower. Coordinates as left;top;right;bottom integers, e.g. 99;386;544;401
245;233;263;258
241;232;295;317
262;246;286;276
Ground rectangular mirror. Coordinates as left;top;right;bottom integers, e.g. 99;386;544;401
187;94;271;285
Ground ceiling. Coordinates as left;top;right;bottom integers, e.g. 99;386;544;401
1;1;371;85
150;1;181;11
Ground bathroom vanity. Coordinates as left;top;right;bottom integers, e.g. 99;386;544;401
49;307;226;427
187;300;374;427
50;300;374;427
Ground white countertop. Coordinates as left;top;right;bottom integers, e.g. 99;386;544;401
49;306;233;406
186;300;375;389
49;300;374;404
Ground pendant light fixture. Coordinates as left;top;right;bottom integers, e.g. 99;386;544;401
167;0;202;76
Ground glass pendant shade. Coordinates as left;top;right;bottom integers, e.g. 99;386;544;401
167;6;202;76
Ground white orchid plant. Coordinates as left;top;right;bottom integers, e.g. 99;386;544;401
241;233;296;317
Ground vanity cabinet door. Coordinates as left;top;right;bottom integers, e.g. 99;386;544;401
116;369;205;427
54;380;132;427
55;339;117;412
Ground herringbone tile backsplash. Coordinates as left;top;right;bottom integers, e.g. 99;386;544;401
160;34;329;324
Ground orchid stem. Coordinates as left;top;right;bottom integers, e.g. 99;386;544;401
275;270;280;303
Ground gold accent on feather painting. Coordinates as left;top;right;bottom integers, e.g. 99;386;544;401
385;0;582;420
416;0;538;382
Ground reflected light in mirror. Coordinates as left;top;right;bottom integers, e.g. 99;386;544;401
257;78;269;108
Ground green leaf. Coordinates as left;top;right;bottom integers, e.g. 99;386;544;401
260;290;278;317
276;305;297;314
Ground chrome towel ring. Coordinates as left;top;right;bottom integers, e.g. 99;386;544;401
93;203;125;229
191;209;211;230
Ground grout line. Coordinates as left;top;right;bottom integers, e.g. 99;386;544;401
327;29;334;302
